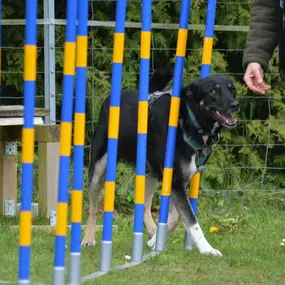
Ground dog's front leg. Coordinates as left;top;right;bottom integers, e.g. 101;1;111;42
171;182;222;256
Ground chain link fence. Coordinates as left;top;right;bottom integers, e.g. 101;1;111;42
1;0;284;205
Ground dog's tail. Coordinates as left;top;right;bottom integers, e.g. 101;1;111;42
149;66;174;93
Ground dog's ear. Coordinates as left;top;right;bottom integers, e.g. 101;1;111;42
182;80;200;99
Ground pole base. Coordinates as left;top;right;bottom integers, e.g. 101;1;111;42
131;232;144;263
68;253;81;285
184;230;193;251
52;266;65;285
155;223;168;252
99;241;112;272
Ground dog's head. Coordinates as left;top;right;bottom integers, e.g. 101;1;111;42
182;76;239;129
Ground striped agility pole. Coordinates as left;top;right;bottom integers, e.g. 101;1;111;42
68;0;89;284
99;0;127;272
131;0;152;263
52;0;77;284
18;0;38;284
155;0;191;252
200;0;216;80
0;0;2;102
184;0;217;250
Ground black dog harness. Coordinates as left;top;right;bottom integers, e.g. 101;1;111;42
148;90;220;167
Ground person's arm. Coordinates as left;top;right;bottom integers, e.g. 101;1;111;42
242;0;279;72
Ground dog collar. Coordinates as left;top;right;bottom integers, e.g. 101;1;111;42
185;103;220;144
186;103;205;135
181;104;220;166
180;124;211;166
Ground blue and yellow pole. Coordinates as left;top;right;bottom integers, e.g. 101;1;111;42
131;0;152;263
18;0;38;284
68;0;89;284
155;0;191;252
99;0;127;272
200;0;216;80
185;0;217;250
52;0;77;284
188;172;200;213
0;0;2;102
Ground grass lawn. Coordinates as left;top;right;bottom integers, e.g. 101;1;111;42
0;196;285;285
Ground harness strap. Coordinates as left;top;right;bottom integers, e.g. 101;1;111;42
148;90;172;109
148;90;218;167
186;103;204;135
181;103;220;167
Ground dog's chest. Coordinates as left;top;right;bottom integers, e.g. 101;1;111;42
180;155;197;182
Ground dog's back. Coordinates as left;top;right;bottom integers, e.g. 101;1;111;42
88;67;173;173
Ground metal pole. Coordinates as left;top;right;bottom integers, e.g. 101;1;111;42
184;171;200;250
18;0;38;284
99;0;127;272
68;0;89;284
0;0;2;103
131;0;152;264
52;0;78;284
44;0;56;125
184;0;217;250
155;0;191;252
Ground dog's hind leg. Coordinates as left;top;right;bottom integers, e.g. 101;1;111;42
81;122;108;247
143;175;179;239
144;175;158;238
171;182;222;256
168;197;180;232
81;153;107;247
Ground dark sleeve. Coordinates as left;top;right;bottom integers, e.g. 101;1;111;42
242;0;279;72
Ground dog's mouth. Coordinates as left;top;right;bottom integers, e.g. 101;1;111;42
212;109;237;128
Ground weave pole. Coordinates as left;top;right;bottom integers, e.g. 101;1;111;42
68;0;89;284
99;0;127;272
155;0;191;252
0;0;2;102
52;0;77;284
184;0;217;250
131;0;152;263
17;0;38;284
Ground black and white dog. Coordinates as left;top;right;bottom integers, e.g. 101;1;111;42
81;67;239;256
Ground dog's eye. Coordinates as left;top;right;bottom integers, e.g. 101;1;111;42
228;84;236;96
211;84;220;95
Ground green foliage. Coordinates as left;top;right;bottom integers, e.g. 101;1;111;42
2;0;285;200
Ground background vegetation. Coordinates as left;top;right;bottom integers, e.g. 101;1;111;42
1;0;285;209
1;2;285;283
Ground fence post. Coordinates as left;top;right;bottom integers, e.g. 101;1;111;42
44;0;56;125
42;0;58;226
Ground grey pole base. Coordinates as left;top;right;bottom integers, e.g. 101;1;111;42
99;241;112;272
155;223;168;252
131;232;144;263
68;253;81;285
52;267;65;285
184;231;193;251
18;280;30;285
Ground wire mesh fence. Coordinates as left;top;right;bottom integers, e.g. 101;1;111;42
1;0;285;204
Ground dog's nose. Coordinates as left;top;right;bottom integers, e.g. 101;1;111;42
230;101;239;112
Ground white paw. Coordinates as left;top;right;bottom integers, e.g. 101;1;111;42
189;223;222;257
194;236;222;256
147;235;156;250
199;245;222;256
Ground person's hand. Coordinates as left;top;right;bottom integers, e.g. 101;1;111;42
243;62;271;95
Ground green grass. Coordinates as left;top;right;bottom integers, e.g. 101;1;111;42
0;196;285;285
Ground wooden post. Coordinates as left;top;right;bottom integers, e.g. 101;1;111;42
38;141;59;223
0;140;18;215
